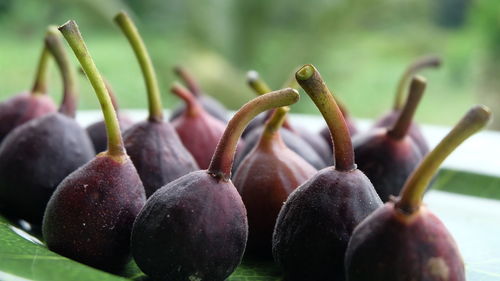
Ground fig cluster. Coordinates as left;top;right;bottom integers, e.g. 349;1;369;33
0;12;488;281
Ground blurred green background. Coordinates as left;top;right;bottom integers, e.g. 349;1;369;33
0;0;499;128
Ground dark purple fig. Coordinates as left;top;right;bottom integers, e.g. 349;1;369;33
0;27;94;225
115;12;198;198
171;83;242;169
131;88;300;281
0;29;57;144
43;20;146;271
85;77;134;153
345;105;490;281
170;66;229;123
272;65;382;281
373;55;442;155
353;76;426;202
234;106;317;257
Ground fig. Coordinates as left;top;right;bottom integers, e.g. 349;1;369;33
373;55;442;155
0;27;94;225
353;76;426;201
234;106;317;257
43;20;146;271
345;105;490;281
272;64;382;281
170;65;229;123
115;12;198;197
131;88;300;281
0;28;57;143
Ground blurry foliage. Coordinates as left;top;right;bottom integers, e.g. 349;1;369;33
0;0;499;128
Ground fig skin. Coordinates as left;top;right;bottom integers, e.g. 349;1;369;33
0;92;56;143
353;128;423;201
234;126;326;172
0;113;94;224
373;109;429;155
234;132;317;256
345;203;465;281
86;115;134;154
131;170;247;281
123;120;199;197
43;155;146;271
171;94;229;123
272;168;382;281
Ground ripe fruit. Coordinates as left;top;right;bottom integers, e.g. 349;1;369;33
43;20;146;271
0;27;94;225
234;106;317;257
345;105;490;281
115;12;198;197
353;76;427;201
0;28;57;143
131;88;300;281
273;65;382;281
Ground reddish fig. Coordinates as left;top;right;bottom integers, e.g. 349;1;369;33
0;27;94;225
0;28;57;143
131;88;299;281
373;55;442;155
353;76;426;201
273;65;382;281
85;76;133;153
170;66;229;122
345;105;490;281
170;83;241;169
43;20;146;271
234;106;317;257
115;12;198;197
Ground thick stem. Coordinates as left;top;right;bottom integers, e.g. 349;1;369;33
388;76;426;139
247;70;272;96
45;26;78;118
114;11;163;122
171;82;203;117
263;107;289;138
394;55;442;110
59;20;125;157
207;88;300;180
174;66;202;96
396;105;491;214
31;35;52;95
296;64;355;171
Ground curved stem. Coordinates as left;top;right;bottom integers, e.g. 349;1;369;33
207;88;300;180
31;35;52;95
394;55;442;110
388;76;426;139
114;11;163;122
78;67;120;112
59;20;125;157
247;70;272;96
174;66;202;96
171;82;203;117
262;107;289;139
396;105;491;214
296;64;355;171
45;26;78;118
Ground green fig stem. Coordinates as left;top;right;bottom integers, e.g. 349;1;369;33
31;35;52;95
247;70;272;96
396;105;491;214
388;76;426;140
78;67;120;112
171;82;202;116
45;26;78;118
59;20;125;157
114;11;163;122
263;107;289;138
207;88;300;181
174;66;202;97
296;64;355;171
394;55;441;110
